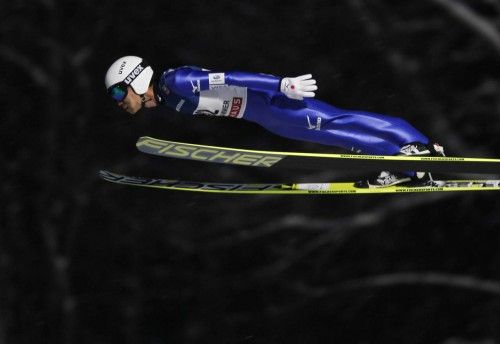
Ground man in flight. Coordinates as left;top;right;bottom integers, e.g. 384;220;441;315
105;55;445;188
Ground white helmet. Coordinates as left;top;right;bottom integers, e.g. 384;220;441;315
105;56;153;99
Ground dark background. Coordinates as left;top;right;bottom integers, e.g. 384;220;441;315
2;0;500;343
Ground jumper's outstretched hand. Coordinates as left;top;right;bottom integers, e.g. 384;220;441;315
280;74;318;100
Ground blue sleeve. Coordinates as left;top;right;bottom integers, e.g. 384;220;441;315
163;66;281;97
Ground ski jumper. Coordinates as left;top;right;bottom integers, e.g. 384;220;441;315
155;66;429;155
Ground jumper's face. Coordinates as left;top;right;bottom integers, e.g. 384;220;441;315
116;86;143;114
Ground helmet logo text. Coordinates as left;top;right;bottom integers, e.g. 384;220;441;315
124;64;145;85
118;61;127;74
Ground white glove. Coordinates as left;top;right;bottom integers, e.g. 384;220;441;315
280;74;318;100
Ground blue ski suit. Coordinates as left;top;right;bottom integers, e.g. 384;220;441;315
155;66;429;155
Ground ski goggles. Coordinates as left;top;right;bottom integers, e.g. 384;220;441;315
108;83;129;102
107;61;150;102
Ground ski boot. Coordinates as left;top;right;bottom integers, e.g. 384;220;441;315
354;171;412;188
355;142;445;188
399;142;445;157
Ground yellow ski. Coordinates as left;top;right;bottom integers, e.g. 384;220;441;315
136;136;500;174
99;171;500;195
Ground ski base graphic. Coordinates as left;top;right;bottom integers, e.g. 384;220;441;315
99;171;500;195
136;136;500;174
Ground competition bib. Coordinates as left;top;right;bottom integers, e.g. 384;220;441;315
193;86;247;119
